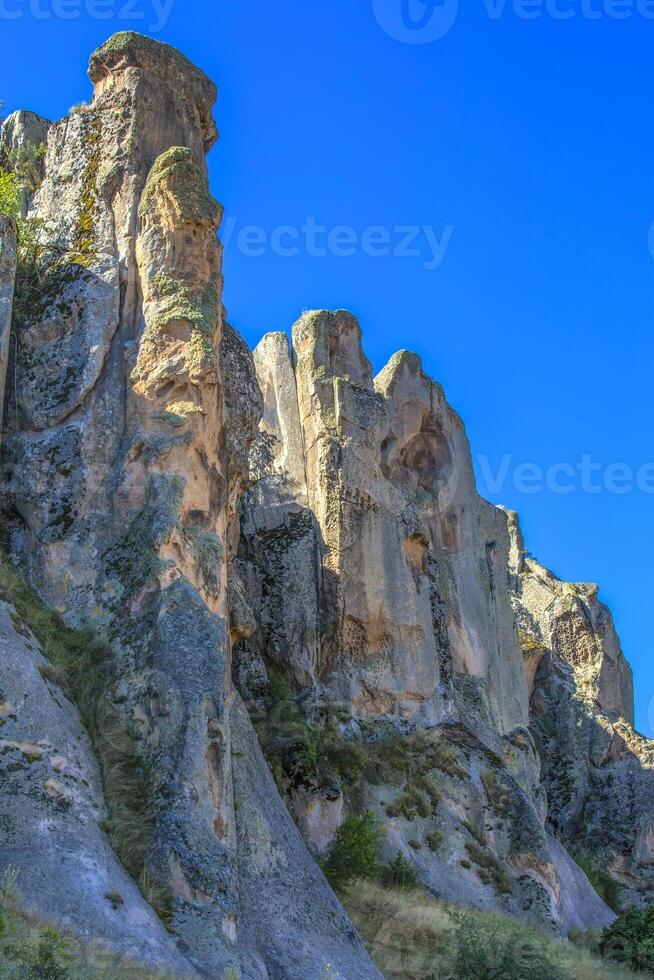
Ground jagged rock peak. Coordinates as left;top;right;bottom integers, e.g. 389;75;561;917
0;110;51;155
88;31;218;154
293;308;374;388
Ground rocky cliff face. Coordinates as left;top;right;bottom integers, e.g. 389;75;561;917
0;29;652;979
0;33;379;980
235;314;617;939
509;513;654;910
0;217;16;429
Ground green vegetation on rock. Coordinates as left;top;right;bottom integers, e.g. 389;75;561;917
0;168;20;219
0;557;173;929
600;905;654;974
254;679;367;796
322;812;381;888
575;853;622;913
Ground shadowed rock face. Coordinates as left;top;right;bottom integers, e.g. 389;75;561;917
0;218;16;434
508;511;654;909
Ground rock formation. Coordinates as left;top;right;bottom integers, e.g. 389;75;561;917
0;28;652;979
0;33;379;979
509;513;654;910
236;314;617;939
0;217;16;431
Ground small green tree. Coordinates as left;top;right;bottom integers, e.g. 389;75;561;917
600;905;654;974
380;852;419;890
0;168;20;220
323;812;380;888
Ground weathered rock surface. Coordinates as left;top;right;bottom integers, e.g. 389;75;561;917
0;217;16;435
1;26;652;976
240;315;528;730
237;310;615;938
0;600;197;976
0;33;380;980
509;511;654;909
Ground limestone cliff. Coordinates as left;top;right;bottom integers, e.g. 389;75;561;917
0;29;652;980
236;313;617;939
0;33;379;980
509;512;654;910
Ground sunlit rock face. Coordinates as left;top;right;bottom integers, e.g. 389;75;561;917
240;311;528;731
0;33;381;980
235;310;618;937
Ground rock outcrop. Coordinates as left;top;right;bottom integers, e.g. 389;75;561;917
0;33;379;980
0;28;652;978
236;312;617;939
509;512;654;910
0;110;51;215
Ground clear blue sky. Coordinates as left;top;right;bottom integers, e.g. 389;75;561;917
2;0;653;733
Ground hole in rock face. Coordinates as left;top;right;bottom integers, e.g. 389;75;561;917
383;420;453;495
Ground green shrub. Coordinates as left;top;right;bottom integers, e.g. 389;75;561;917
600;905;654;974
380;853;419;891
464;841;512;895
453;914;568;980
575;853;622;912
323;813;381;888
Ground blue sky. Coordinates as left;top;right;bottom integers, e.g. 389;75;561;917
2;0;653;733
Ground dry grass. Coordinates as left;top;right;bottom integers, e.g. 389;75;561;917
341;879;643;980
